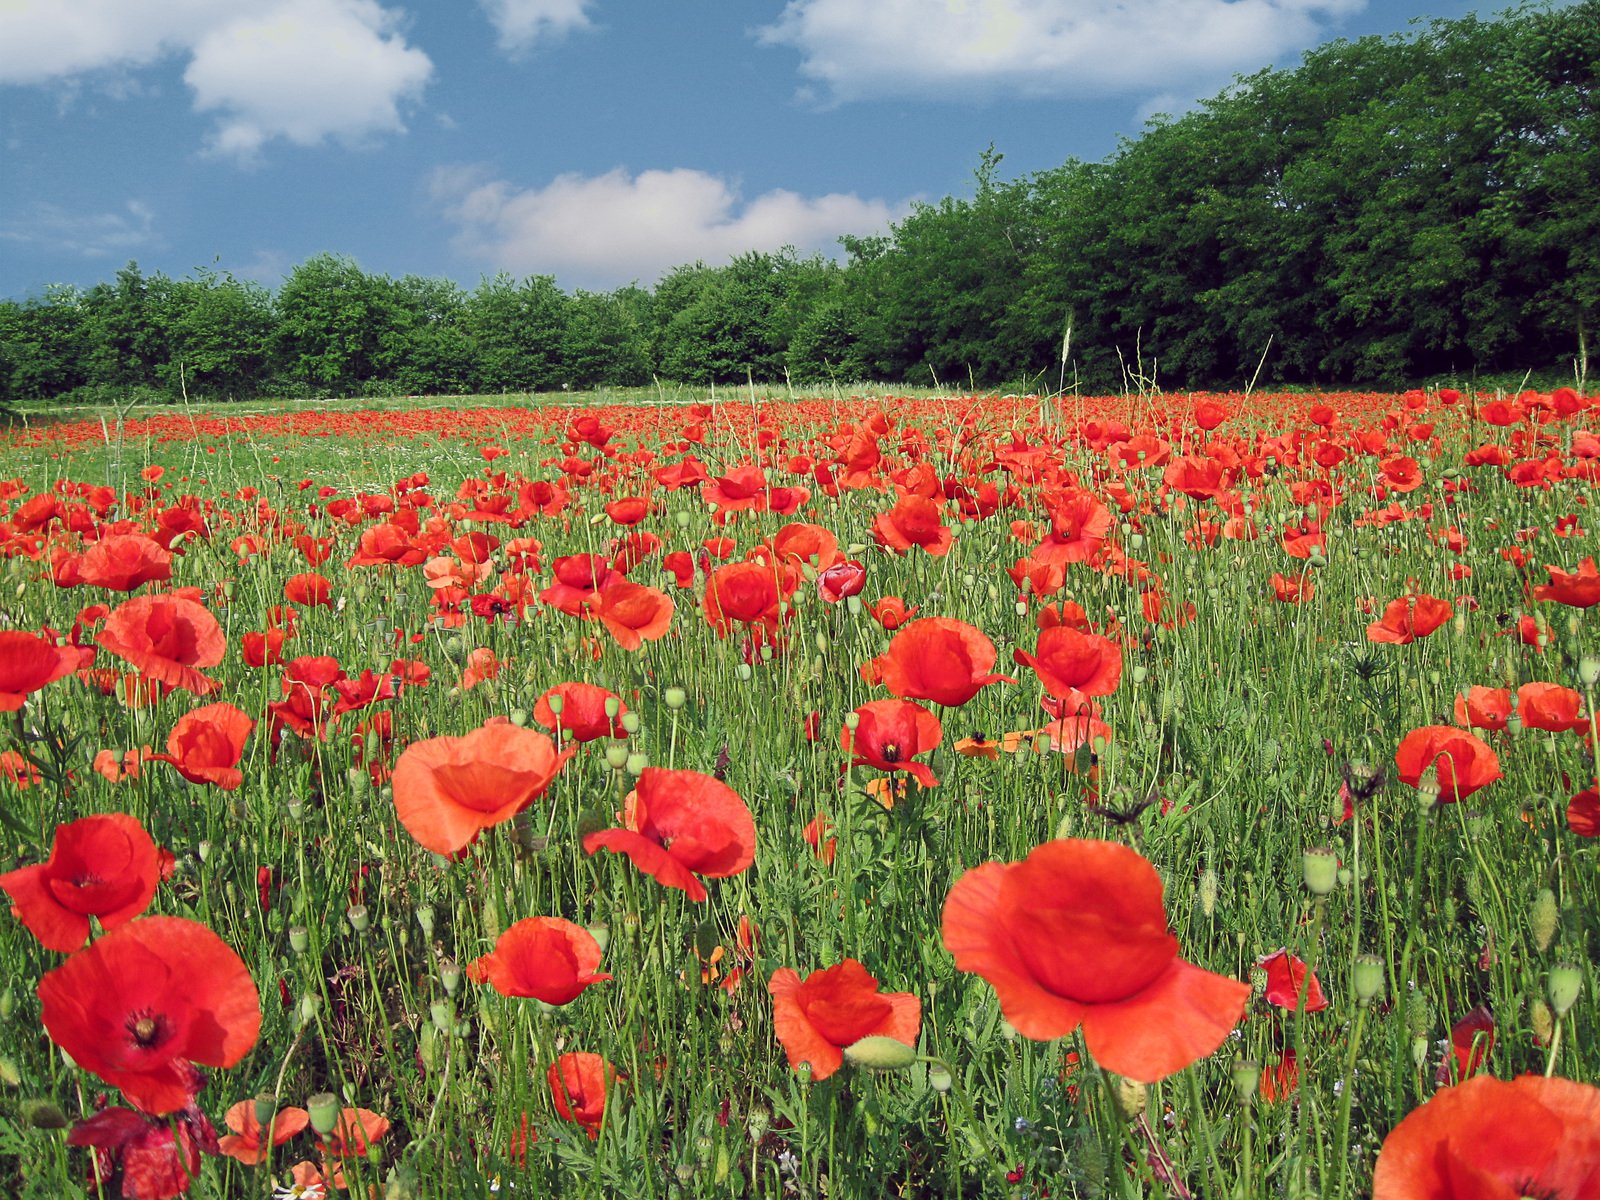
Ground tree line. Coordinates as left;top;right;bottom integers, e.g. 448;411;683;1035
1;2;1593;406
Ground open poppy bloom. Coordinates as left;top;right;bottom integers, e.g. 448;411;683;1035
148;703;255;790
1;812;161;952
38;916;261;1114
1366;591;1453;644
589;575;674;650
391;722;574;856
1516;682;1589;733
1372;1074;1600;1199
1257;949;1328;1013
582;767;756;902
1454;685;1512;731
1533;556;1600;607
97;594;226;696
0;629;87;710
467;917;611;1005
868;617;1014;708
217;1099;309;1165
77;534;174;592
69;1094;217;1200
942;839;1248;1082
842;699;943;788
1012;626;1122;701
871;492;954;557
768;959;921;1081
534;682;627;743
1395;725;1501;804
548;1053;619;1139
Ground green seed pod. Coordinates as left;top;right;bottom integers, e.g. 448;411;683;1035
307;1093;341;1135
1353;954;1385;1005
927;1063;953;1093
663;686;687;710
603;743;629;771
346;904;370;934
1302;847;1339;896
843;1036;917;1072
1230;1061;1260;1105
1112;1076;1148;1121
289;926;309;955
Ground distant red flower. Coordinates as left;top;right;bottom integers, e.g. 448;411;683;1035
1372;1075;1600;1200
768;959;921;1081
77;534;174;592
39;916;260;1114
283;572;333;608
534;682;627;743
869;617;1013;708
872;493;953;556
468;917;611;1004
241;629;288;669
1257;949;1328;1013
1533;557;1600;608
97;594;226;696
866;595;919;630
0;813;160;952
1270;572;1314;603
1367;592;1452;645
0;630;80;710
842;699;943;788
583;767;756;902
942;839;1248;1082
1516;682;1588;733
548;1053;619;1138
1395;726;1501;804
1440;1005;1495;1083
390;722;573;856
217;1100;308;1165
149;703;254;790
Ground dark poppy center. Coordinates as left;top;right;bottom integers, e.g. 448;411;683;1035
127;1011;167;1049
880;742;901;763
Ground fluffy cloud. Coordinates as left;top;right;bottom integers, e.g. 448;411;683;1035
477;0;595;54
0;0;432;157
0;200;159;258
433;165;905;287
756;0;1367;102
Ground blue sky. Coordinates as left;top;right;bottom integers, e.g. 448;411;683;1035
0;1;1537;298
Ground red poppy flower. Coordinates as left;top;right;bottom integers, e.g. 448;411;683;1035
77;534;174;592
871;493;954;556
768;959;921;1082
0;813;161;952
1034;488;1112;566
39;916;261;1114
1567;785;1599;837
1269;572;1314;603
1366;592;1453;645
869;617;1014;708
817;560;866;603
97;594;226;696
772;522;840;569
842;699;943;788
69;1098;216;1200
1533;556;1600;608
1012;627;1122;702
702;560;796;638
1454;686;1511;731
1440;1005;1495;1083
148;703;255;790
1256;949;1328;1013
866;595;919;630
1372;1075;1600;1200
591;576;674;650
0;630;80;710
548;1052;619;1138
283;572;333;608
942;839;1248;1082
391;722;574;856
1516;682;1588;733
582;767;756;902
534;682;627;743
467;917;611;1004
217;1100;308;1165
1395;726;1501;804
316;1107;389;1186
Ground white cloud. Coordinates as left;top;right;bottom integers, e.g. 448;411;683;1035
0;199;159;258
433;165;906;287
0;0;432;157
477;0;594;54
756;0;1368;102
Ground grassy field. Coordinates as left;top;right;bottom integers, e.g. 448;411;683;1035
0;385;1595;1199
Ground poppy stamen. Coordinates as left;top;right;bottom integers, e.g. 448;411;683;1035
127;1010;166;1049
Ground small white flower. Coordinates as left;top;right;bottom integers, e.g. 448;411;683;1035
273;1182;327;1200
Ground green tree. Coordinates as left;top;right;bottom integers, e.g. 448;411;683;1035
158;269;274;399
564;287;653;387
463;274;570;393
273;254;402;395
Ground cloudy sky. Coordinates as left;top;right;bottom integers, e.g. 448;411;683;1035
0;1;1523;297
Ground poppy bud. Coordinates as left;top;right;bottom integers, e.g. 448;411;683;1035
1198;868;1218;918
736;663;753;682
0;1057;19;1085
928;1063;953;1093
439;959;461;995
625;752;648;777
1530;998;1555;1045
1302;847;1338;895
1406;991;1433;1037
299;995;320;1026
842;1036;917;1072
1547;964;1583;1017
347;904;370;934
1410;1036;1429;1068
664;686;688;710
0;986;11;1020
431;1000;454;1032
1353;955;1385;1004
307;1092;340;1136
21;1099;68;1130
588;923;610;954
1529;889;1560;952
1112;1076;1147;1121
620;712;641;735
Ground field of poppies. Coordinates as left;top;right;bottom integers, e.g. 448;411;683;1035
0;385;1596;1199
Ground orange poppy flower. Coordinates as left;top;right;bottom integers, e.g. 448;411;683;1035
1012;626;1122;701
1516;682;1588;733
0;630;80;710
1533;556;1600;608
217;1100;309;1165
1395;725;1501;804
1454;686;1511;731
38;916;261;1115
149;703;255;790
842;699;942;788
1372;1075;1600;1199
1366;592;1453;644
869;617;1014;708
866;595;919;630
871;493;953;557
1257;949;1327;1013
768;959;921;1081
942;839;1248;1082
468;917;611;1005
1269;572;1314;603
591;576;674;650
548;1053;620;1138
0;813;161;952
702;560;795;638
1567;785;1598;837
391;722;573;856
582;767;756;902
97;594;226;696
